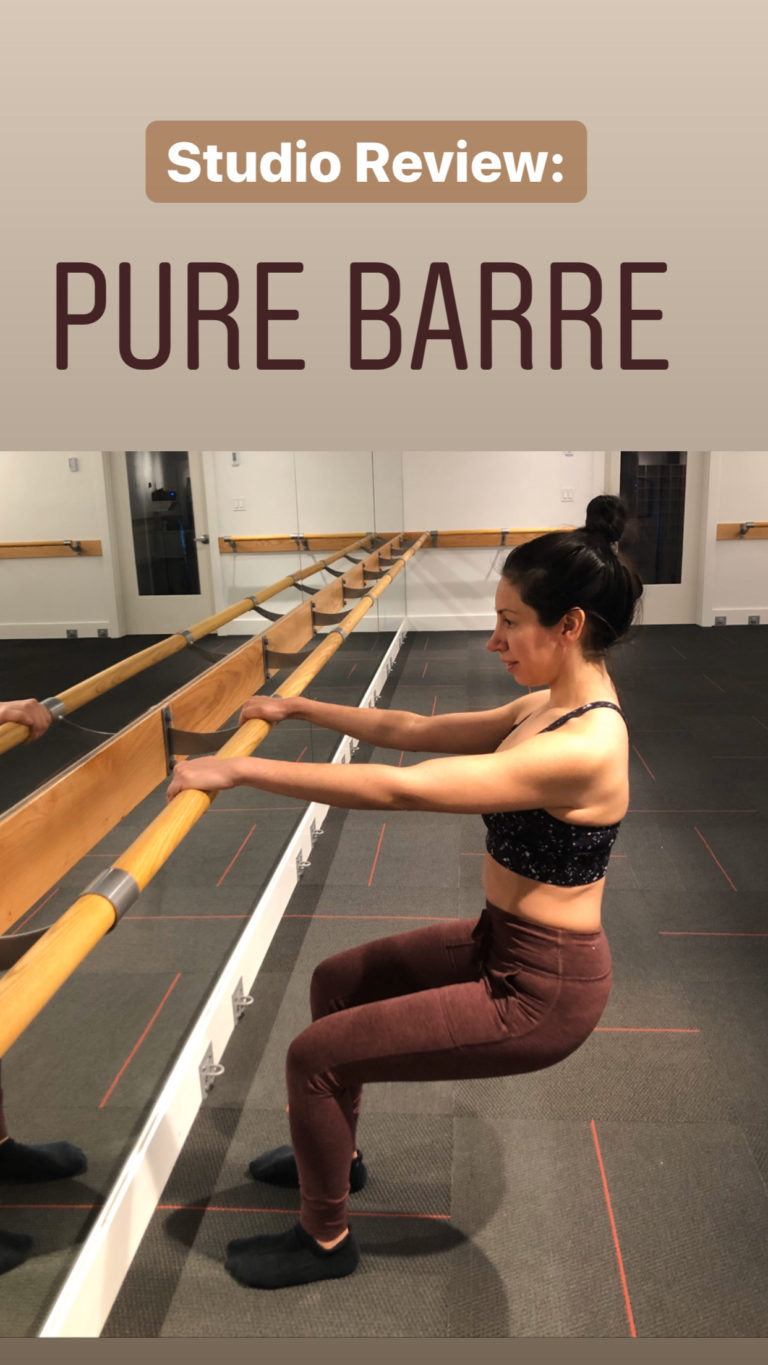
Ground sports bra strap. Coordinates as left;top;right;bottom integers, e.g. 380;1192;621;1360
540;701;627;733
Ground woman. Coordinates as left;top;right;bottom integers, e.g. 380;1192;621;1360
167;494;643;1290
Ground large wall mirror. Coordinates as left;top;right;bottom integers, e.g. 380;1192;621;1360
0;449;408;1335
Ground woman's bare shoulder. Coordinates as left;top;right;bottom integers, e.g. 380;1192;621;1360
511;688;551;722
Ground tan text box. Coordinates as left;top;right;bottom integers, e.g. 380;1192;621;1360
146;121;586;204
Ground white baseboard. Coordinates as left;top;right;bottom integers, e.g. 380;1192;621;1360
710;610;766;626
0;622;112;639
38;621;408;1338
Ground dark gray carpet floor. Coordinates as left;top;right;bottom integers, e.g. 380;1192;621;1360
2;624;768;1335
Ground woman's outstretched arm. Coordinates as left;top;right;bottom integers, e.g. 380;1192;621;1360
167;721;618;817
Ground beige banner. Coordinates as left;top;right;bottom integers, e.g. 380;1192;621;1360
3;1;767;448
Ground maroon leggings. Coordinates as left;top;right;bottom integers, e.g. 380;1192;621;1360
286;901;612;1240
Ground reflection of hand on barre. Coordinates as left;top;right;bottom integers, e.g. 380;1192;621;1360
0;698;53;741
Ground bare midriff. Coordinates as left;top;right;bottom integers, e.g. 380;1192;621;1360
483;853;606;933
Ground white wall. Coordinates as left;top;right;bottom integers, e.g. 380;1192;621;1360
700;452;768;625
0;452;121;637
402;451;606;627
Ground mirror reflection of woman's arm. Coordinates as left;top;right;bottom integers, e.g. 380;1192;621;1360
239;693;526;755
0;698;52;741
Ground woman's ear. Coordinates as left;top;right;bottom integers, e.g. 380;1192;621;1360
560;607;587;645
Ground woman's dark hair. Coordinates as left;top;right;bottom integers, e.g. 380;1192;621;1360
501;494;643;657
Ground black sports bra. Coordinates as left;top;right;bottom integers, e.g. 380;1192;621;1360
482;701;627;888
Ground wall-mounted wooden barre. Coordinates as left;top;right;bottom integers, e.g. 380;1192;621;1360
0;540;103;559
0;534;411;932
716;522;768;540
220;533;387;554
0;533;429;1058
429;528;572;548
220;528;568;553
0;533;375;758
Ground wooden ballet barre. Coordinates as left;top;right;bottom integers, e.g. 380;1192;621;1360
0;533;429;1057
220;533;388;554
716;521;768;540
427;528;572;548
0;540;102;558
0;533;375;758
221;528;568;553
0;533;415;936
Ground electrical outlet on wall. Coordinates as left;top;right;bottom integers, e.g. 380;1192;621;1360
233;497;246;511
714;616;727;625
560;487;574;502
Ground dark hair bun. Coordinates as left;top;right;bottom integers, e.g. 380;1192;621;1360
584;494;627;547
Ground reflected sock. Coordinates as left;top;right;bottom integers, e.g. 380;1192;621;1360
0;1229;34;1276
0;1138;87;1184
248;1144;366;1192
225;1222;359;1289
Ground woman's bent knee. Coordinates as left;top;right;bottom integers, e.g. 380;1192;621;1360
310;950;358;1020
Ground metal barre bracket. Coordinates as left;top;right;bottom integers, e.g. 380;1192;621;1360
161;704;239;760
261;635;317;673
183;637;230;665
312;606;351;626
85;867;141;927
199;1042;225;1098
225;538;238;552
0;926;49;970
64;540;83;555
40;700;121;744
294;582;320;596
170;725;239;755
250;602;285;621
232;978;254;1025
292;535;309;550
739;522;756;537
363;568;386;580
341;585;371;598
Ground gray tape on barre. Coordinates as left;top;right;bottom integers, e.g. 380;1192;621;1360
85;868;141;926
41;696;67;721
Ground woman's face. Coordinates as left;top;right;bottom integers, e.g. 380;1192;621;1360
486;578;565;686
